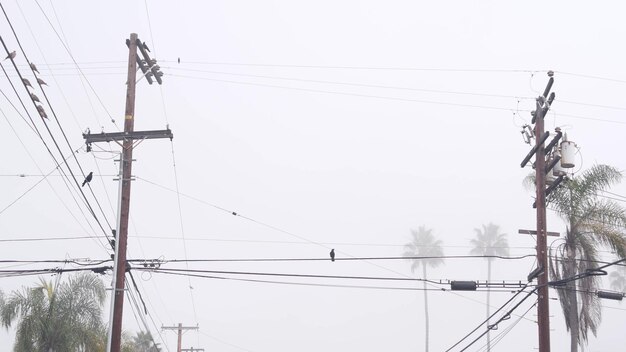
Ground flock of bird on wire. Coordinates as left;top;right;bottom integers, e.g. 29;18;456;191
4;49;97;189
4;50;48;120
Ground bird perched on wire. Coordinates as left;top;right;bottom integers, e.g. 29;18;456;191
35;105;47;119
36;77;48;86
142;41;150;52
330;249;335;262
82;172;93;187
4;51;16;60
29;62;40;74
30;92;40;103
22;78;32;88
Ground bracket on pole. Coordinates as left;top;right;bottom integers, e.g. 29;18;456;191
83;128;173;150
520;131;550;168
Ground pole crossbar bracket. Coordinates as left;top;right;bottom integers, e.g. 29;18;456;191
520;131;550;168
83;129;173;144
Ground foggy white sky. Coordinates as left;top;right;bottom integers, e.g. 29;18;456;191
0;1;625;351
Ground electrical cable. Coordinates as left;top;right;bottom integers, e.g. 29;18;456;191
198;330;255;352
0;149;73;215
33;0;119;128
0;102;99;240
169;73;626;125
163;66;535;101
169;73;524;113
137;268;520;293
457;287;538;352
1;4;115;233
444;283;533;352
0;34;112;250
126;274;170;352
15;0;97;130
478;300;538;352
129;254;535;264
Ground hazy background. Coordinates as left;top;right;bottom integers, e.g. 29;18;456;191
0;1;625;351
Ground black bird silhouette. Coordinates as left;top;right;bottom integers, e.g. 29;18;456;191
82;171;93;187
330;249;335;262
36;77;48;86
22;78;32;88
30;92;40;103
36;105;47;119
30;62;40;74
143;41;150;52
4;51;16;60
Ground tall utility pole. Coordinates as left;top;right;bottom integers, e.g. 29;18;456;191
83;33;170;352
534;77;551;352
520;71;558;352
163;324;199;352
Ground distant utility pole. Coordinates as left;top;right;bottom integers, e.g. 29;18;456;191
520;71;559;352
162;323;199;352
83;33;170;352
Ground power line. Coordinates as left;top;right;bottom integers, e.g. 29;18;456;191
0;54;109;250
169;73;524;113
133;267;528;288
168;73;626;125
1;3;115;234
131;254;535;264
138;268;522;293
0;233;535;250
162;61;543;73
164;66;536;100
0;150;74;215
33;0;119;127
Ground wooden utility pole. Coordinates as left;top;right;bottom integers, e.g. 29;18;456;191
84;33;170;352
534;83;551;352
163;323;199;352
520;72;557;352
109;31;139;352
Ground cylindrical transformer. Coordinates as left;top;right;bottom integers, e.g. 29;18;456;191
560;141;576;168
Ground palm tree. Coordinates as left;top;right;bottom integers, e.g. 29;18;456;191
131;331;160;352
469;223;509;352
609;265;626;292
547;164;626;352
0;272;106;352
403;226;444;352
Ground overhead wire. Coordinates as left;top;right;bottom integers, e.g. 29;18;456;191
137;268;522;293
163;66;536;101
0;54;107;249
33;0;119;129
0;147;75;215
0;232;536;250
15;0;96;130
140;0;201;330
476;300;538;352
444;282;533;352
131;254;536;264
0;101;100;243
1;2;116;234
134;175;543;316
169;72;626;125
198;330;255;352
0;42;113;258
126;272;170;352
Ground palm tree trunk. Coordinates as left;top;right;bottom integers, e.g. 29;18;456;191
567;250;579;352
486;259;492;352
423;265;429;352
